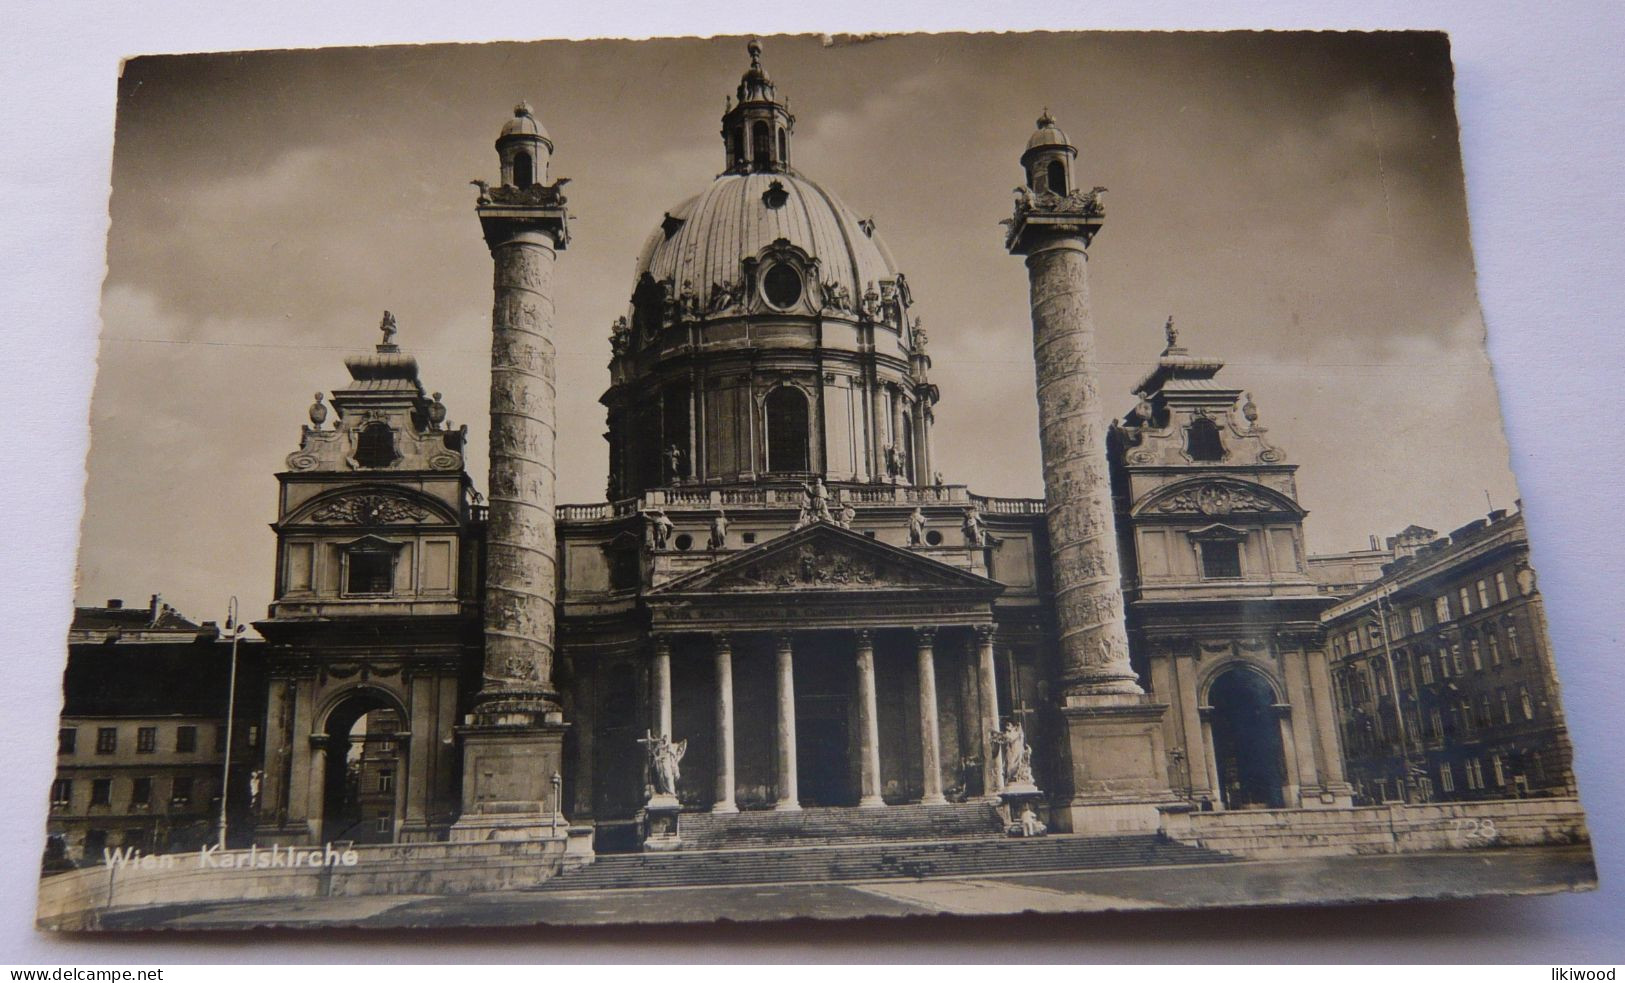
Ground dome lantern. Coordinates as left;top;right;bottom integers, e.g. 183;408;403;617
496;100;553;189
1020;108;1078;197
720;40;796;174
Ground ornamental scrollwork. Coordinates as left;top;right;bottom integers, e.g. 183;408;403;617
310;493;431;525
1153;481;1278;516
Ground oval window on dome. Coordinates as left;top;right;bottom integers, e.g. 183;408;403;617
761;262;803;310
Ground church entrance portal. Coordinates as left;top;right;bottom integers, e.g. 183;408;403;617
319;692;404;844
794;637;857;807
1208;666;1287;810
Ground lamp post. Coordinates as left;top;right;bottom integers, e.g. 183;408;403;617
216;597;247;851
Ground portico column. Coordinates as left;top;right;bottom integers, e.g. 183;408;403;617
774;632;801;811
975;624;1002;798
916;627;946;804
855;629;884;808
712;633;737;814
652;634;673;740
1277;708;1302;806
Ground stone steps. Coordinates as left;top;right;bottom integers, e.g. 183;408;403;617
675;801;1005;850
540;834;1231;892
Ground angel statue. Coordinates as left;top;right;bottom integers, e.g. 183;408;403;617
991;719;1034;788
649;733;687;798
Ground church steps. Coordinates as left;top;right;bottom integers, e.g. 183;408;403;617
540;834;1232;892
673;802;1005;850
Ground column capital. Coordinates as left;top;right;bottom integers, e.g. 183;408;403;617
651;633;673;656
711;631;732;654
773;630;795;652
853;627;874;647
914;625;939;648
975;623;997;644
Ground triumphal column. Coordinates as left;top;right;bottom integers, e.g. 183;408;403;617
453;103;577;841
1005;112;1175;833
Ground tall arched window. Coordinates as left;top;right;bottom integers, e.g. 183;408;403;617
752;121;772;168
764;386;810;473
1046;159;1067;195
778;127;787;164
354;422;397;468
1186;416;1225;461
513;151;533;188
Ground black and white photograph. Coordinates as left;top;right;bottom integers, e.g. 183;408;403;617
25;29;1601;934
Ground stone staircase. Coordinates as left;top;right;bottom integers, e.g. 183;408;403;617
539;833;1232;892
675;801;1005;850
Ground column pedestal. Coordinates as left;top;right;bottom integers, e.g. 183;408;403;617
1051;700;1177;834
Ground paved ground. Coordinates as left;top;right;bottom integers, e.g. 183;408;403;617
88;845;1596;931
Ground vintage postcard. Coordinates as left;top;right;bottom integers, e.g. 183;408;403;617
38;31;1595;931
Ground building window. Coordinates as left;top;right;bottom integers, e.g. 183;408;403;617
1465;759;1483;791
763;386;810;473
95;727;117;754
1428;708;1444;739
1458;587;1472;616
354;422;398;469
378;769;394;793
1185;417;1226;461
376;812;392;834
90;779;112;807
1459;701;1474;736
137;727;157;753
751;120;771;166
1435;596;1451;623
1495;571;1510;603
512;150;533;188
761;262;803;310
1519;685;1535;721
176;726;197;753
1439;650;1452;679
171;777;194;807
1507;624;1521;662
248;725;260;748
1410;607;1425;634
1476;579;1491;609
346;548;395;596
1388;613;1403;640
1491;755;1506;786
1469;638;1483;672
1046;159;1067;195
1439;763;1455;793
1419;654;1435;685
1478;694;1493;728
1199;539;1242;579
1450;644;1464;676
50;779;71;808
58;728;76;755
83;830;107;860
1488;632;1502;667
1346;630;1360;655
131;777;152;808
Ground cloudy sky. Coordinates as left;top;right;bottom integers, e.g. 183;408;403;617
79;31;1516;625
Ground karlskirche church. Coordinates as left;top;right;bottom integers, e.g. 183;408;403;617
251;43;1352;855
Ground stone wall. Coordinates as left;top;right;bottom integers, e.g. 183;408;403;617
37;834;592;930
1160;797;1589;859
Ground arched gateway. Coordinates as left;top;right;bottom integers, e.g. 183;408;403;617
1205;666;1289;810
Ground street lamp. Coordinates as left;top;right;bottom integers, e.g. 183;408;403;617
216;596;247;851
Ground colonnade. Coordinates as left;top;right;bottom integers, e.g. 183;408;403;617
649;625;1003;811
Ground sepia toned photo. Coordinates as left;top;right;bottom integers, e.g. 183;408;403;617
36;30;1595;931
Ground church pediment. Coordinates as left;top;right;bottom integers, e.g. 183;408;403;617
1133;477;1303;519
282;485;460;528
647;522;1002;598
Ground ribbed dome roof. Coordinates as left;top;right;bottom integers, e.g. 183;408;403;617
1025;111;1073;153
499;102;550;143
633;172;899;312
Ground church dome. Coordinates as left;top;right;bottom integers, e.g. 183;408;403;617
632;171;899;316
498;102;551;145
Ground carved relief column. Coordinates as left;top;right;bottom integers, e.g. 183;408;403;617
454;105;575;841
652;634;673;740
1006;114;1172;833
854;629;885;807
713;633;737;814
891;391;910;483
975;624;1002;798
915;627;947;805
774;631;801;811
